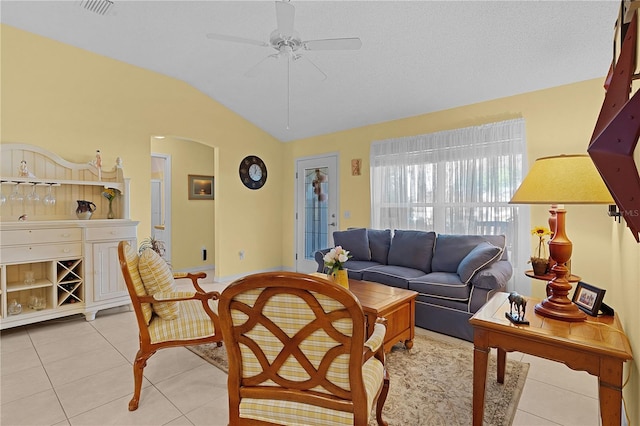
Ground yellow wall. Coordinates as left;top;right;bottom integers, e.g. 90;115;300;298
151;137;215;271
284;79;640;421
1;25;285;278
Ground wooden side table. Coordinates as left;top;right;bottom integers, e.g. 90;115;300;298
469;292;633;426
347;278;417;352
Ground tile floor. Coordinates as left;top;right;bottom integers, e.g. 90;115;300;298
1;280;605;426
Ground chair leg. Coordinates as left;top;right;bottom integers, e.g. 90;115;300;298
376;371;390;426
128;349;154;411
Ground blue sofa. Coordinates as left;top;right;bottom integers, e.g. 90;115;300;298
315;228;512;341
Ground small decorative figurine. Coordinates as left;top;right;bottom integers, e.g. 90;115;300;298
18;160;35;178
90;150;103;180
505;291;529;325
94;150;102;181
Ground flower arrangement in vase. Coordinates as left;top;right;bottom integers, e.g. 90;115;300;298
530;225;552;276
102;187;121;219
323;246;351;288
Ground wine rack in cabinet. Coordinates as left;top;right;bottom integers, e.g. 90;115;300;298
56;259;83;306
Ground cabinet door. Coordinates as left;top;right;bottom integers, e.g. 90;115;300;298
92;241;128;301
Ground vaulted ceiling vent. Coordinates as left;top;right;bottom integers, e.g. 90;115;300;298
79;0;114;16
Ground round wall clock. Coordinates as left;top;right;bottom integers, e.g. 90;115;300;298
239;155;267;190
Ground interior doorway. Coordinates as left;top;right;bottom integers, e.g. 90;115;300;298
150;153;172;265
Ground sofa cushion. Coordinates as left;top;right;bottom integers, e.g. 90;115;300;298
333;228;371;261
138;248;180;320
362;265;426;289
368;229;392;265
387;230;436;273
457;241;503;284
431;234;506;273
341;260;381;280
409;272;471;302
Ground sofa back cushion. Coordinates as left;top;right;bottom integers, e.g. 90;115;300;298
432;234;506;273
457;241;503;283
333;228;370;261
387;230;436;273
368;229;392;264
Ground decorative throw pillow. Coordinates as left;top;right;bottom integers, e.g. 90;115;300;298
333;228;371;261
457;241;503;284
122;243;153;325
387;230;436;273
138;248;180;320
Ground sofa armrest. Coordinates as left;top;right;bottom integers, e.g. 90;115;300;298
470;260;513;290
314;248;331;273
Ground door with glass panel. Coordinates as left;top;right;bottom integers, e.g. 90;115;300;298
295;155;338;273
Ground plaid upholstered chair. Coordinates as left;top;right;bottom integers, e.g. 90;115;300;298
117;241;223;411
218;271;389;426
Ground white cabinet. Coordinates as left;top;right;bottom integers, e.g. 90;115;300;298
0;221;139;329
0;144;138;329
84;222;137;321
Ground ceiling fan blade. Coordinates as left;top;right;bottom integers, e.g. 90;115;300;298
244;54;279;77
206;33;269;47
294;55;327;81
275;1;295;37
303;37;362;51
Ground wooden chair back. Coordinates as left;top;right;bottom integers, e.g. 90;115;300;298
219;271;386;425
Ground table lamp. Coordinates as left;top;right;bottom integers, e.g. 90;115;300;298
509;154;614;321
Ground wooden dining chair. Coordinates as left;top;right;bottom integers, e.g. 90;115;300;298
117;241;223;411
218;271;389;425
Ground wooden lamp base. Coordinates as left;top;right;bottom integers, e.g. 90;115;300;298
536;208;586;322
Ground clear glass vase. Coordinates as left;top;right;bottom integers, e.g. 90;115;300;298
107;200;115;219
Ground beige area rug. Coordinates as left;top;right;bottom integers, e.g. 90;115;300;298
187;333;529;426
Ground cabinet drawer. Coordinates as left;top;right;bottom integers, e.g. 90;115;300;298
1;243;82;263
1;228;82;246
85;226;137;241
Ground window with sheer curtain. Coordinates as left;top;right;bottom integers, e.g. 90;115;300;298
370;118;530;294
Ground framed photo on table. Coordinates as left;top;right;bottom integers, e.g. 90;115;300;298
572;282;606;316
188;175;214;200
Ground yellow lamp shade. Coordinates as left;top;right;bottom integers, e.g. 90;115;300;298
509;154;614;205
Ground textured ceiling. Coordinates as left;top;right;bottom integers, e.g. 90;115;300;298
1;1;620;142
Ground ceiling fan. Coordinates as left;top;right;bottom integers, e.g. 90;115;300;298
206;0;362;128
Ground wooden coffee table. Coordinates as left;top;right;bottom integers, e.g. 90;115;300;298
347;278;417;352
470;292;633;426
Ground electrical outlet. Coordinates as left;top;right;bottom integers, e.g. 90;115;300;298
239;250;245;260
202;247;207;261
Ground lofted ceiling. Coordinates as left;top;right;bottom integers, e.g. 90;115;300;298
1;1;620;142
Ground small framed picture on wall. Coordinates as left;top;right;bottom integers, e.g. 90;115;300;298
188;175;214;200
